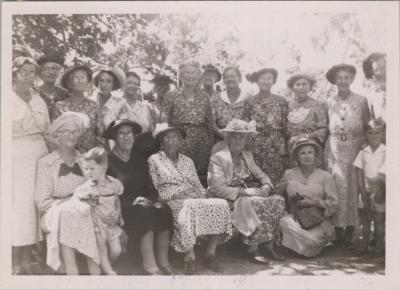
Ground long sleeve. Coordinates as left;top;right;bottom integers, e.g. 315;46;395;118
317;173;339;217
308;101;329;144
34;160;55;214
148;155;176;201
245;153;273;189
207;155;240;201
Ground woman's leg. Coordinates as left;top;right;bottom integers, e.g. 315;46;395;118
262;240;285;261
205;234;222;257
343;226;355;248
108;238;122;264
155;230;170;268
86;257;101;275
60;244;79;275
140;231;159;273
96;235;116;275
334;227;344;245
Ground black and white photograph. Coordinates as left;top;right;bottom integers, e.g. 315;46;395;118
1;1;399;289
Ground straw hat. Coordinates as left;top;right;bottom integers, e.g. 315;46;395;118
246;68;278;84
60;65;93;89
290;137;322;161
287;73;316;89
153;123;187;141
93;67;126;91
221;119;257;134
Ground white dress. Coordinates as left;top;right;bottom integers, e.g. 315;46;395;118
12;91;49;246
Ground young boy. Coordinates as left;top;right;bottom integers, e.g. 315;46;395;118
353;119;386;257
74;147;124;275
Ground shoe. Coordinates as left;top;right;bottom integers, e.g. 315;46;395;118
262;246;286;261
159;265;175;275
183;259;197;275
247;251;269;265
203;255;223;273
142;268;163;275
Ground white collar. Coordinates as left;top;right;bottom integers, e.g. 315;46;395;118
363;143;385;154
220;88;248;105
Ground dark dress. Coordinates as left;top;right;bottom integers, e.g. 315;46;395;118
106;150;173;247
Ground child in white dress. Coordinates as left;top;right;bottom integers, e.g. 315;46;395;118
353;119;386;256
74;147;124;275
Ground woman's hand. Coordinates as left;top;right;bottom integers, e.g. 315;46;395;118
259;185;272;197
295;197;316;208
237;188;252;198
132;196;153;206
274;180;288;196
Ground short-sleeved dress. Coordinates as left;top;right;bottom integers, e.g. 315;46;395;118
287;97;328;147
148;151;232;253
279;167;338;257
34;151;100;271
324;92;370;227
51;96;104;152
12;91;50;246
243;92;289;184
161;87;213;177
73;176;124;241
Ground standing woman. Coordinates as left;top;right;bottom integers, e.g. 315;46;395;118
92;67;128;128
286;73;328;149
51;65;104;152
243;68;289;184
12;57;50;274
324;64;370;248
161;61;213;185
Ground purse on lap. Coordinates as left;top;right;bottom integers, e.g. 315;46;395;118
294;206;325;230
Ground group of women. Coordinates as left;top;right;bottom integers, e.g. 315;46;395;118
11;46;386;275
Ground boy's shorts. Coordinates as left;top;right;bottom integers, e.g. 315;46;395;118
358;193;385;213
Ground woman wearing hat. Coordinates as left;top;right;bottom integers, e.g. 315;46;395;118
35;112;101;275
243;67;289;184
51;64;104;152
211;66;250;146
208;119;286;264
152;74;175;109
161;61;213;185
286;73;328;149
362;52;386;121
12;56;50;274
202;64;221;99
324;64;370;249
37;54;69;111
92;67;129;128
278;137;338;257
105;120;174;275
148;123;232;274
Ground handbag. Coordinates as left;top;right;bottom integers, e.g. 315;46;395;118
294;206;325;230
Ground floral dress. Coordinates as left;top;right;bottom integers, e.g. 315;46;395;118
99;95;130;128
51;96;104;152
287;97;328;146
243;92;289;184
324;92;370;227
161;87;213;176
148;151;232;253
12;91;50;246
279;167;338;257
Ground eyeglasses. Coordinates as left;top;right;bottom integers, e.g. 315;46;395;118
117;131;134;138
42;66;61;73
57;129;81;136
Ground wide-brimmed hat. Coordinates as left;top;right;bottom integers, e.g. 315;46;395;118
104;119;143;140
12;56;38;73
153;123;187;141
60;65;93;89
290;137;322;161
37;54;65;67
246;68;278;84
150;74;175;85
93;67;126;91
13;45;32;58
362;52;386;79
287;73;316;89
202;64;222;82
325;63;357;84
221;119;257;134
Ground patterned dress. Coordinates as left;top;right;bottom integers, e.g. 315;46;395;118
279;167;338;257
39;86;69;112
98;94;130;128
287;97;328;146
161;87;213;176
324;92;370;227
34;151;100;271
12;91;50;246
73;176;124;241
51;96;104;152
243;92;289;184
148;151;232;253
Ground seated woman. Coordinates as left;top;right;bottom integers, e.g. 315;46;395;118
148;123;232;274
104;119;174;275
208;119;286;264
34;112;101;275
278;137;338;257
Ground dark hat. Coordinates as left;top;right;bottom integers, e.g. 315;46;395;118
150;74;175;85
60;65;93;90
104;119;143;140
37;54;65;67
202;64;222;82
246;68;278;84
153;122;187;143
93;67;126;91
13;45;32;58
325;63;357;84
362;52;386;79
287;73;316;89
290;137;322;162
